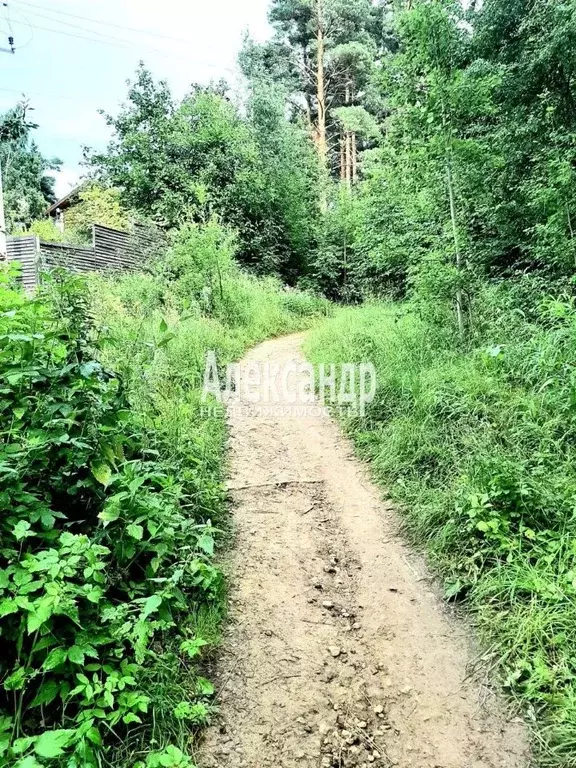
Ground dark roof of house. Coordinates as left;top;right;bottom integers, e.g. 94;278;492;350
46;182;87;215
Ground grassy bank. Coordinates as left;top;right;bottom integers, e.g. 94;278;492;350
305;288;576;767
90;258;329;767
0;222;329;768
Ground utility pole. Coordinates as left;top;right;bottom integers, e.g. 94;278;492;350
1;2;16;258
1;3;15;55
0;163;6;259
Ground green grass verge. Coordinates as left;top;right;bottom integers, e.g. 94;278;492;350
305;297;576;768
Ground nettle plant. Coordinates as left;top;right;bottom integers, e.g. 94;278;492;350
0;270;220;767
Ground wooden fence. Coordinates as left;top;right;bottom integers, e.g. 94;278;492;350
4;236;39;292
41;242;102;273
4;224;163;290
92;224;142;271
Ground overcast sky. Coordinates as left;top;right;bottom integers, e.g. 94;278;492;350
0;0;272;198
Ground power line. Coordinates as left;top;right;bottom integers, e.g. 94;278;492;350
13;0;202;47
2;3;34;50
11;18;227;67
3;7;234;71
13;6;183;56
0;85;104;105
3;1;13;37
16;20;148;50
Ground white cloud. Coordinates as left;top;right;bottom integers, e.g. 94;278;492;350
48;168;82;201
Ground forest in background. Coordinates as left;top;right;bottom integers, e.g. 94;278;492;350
3;0;576;765
9;0;576;310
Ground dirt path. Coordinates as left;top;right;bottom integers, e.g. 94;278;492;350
200;334;529;768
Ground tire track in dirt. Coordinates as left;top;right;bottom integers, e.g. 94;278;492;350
199;334;529;768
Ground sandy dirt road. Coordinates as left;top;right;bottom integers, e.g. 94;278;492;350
200;334;529;768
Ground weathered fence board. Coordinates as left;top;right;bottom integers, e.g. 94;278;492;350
93;224;142;270
4;236;39;292
40;242;102;273
5;223;165;290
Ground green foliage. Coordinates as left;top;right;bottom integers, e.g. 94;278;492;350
305;187;363;301
0;102;61;232
0;221;328;766
307;0;576;307
64;184;130;241
0;269;220;766
90;70;244;230
332;106;379;138
243;81;321;280
161;220;238;313
306;286;576;766
13;220;66;244
89;66;320;282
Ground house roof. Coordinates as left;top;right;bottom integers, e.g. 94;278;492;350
46;182;87;215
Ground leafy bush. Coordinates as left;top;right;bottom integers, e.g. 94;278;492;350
0;228;329;767
63;184;130;241
13;220;67;244
90;67;321;283
14;219;93;248
0;270;220;767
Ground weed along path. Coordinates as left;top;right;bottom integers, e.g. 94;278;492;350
200;334;529;768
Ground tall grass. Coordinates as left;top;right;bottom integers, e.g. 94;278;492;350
87;223;330;765
305;286;576;767
0;220;329;768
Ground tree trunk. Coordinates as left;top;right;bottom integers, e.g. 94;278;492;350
340;133;346;181
316;0;327;168
345;132;352;188
446;158;464;336
352;132;358;183
303;47;314;135
343;82;352;188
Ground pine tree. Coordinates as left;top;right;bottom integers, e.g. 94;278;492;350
244;0;386;182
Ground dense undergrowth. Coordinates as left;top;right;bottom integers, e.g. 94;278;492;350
306;279;576;767
0;221;329;768
4;0;576;765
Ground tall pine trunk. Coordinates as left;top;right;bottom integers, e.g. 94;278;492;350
303;47;314;135
316;0;327;168
345;131;352;187
342;81;356;189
